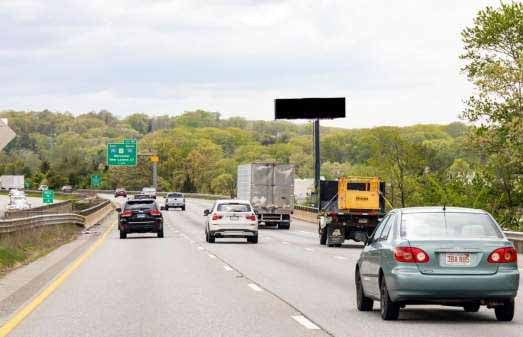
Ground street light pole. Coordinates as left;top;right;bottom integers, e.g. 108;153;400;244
313;119;321;209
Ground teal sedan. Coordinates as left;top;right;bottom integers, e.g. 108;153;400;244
355;207;519;321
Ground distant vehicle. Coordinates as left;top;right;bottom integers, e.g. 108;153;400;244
9;189;25;197
355;207;519;321
204;200;258;243
38;184;48;191
8;195;31;210
318;176;385;247
164;192;185;211
142;187;157;199
61;185;73;193
0;175;24;191
114;188;127;198
117;199;163;239
133;194;150;200
237;163;294;230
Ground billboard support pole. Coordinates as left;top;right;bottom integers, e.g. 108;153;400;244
313;119;320;209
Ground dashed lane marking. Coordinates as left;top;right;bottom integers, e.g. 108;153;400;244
282;241;289;245
197;246;204;250
208;254;216;259
223;265;233;271
292;315;320;330
334;256;347;260
248;283;263;292
304;248;314;252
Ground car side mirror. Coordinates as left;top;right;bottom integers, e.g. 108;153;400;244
203;209;210;216
116;207;121;213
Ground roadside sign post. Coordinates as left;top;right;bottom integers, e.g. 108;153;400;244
107;140;137;166
275;97;346;208
42;190;54;204
90;175;102;188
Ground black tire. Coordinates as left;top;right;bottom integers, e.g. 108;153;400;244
495;299;515;321
319;226;327;245
208;232;215;243
205;231;209;242
248;235;259;244
119;231;127;239
157;229;164;238
181;206;186;211
380;277;400;320
356;270;373;311
463;303;480;313
279;223;290;230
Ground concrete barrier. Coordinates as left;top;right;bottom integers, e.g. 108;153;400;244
4;201;73;219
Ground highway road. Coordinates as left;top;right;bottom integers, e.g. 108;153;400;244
1;197;522;337
0;195;45;218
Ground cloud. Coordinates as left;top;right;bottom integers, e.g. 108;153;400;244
0;0;499;128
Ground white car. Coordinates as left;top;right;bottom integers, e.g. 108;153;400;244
204;200;258;243
142;187;157;199
164;192;185;211
38;184;48;191
8;195;31;210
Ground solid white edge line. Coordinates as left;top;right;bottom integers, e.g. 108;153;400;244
224;265;233;271
292;315;320;330
248;283;263;292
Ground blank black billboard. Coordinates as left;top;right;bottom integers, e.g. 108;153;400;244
275;97;346;120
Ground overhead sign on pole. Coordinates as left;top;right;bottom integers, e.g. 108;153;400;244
274;97;346;120
107;141;138;166
0;119;16;151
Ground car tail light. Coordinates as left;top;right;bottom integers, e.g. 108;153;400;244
121;210;133;217
149;209;161;216
487;247;517;263
394;246;430;263
246;214;257;221
212;213;223;221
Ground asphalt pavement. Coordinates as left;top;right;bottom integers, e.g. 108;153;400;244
2;197;523;337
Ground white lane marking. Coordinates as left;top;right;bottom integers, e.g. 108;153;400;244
208;254;216;259
224;265;233;271
334;256;347;260
292;315;320;330
282;241;289;245
248;283;263;292
304;248;314;252
197;246;204;250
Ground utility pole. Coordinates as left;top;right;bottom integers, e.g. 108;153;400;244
138;153;159;189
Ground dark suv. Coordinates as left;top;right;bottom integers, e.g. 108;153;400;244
118;199;164;239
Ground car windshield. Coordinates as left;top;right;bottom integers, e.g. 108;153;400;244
168;193;183;198
217;203;251;212
125;200;155;210
401;212;503;240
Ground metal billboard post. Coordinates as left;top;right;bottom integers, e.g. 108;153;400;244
313;119;321;208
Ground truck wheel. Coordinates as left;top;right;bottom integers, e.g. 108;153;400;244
157;229;164;238
319;226;327;245
181;206;186;211
278;223;290;230
463;303;480;312
119;231;127;239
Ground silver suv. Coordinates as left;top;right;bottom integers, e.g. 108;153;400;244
165;192;185;211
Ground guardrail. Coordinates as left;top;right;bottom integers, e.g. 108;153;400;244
0;214;85;234
78;200;111;216
505;231;523;251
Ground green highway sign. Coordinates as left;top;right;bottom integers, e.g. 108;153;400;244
91;175;102;187
42;190;54;204
107;141;137;166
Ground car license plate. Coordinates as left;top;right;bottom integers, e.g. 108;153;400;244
230;216;239;221
137;214;146;219
358;218;368;224
444;253;471;266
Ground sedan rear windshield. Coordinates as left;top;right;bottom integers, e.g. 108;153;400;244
217;203;251;212
125;200;156;210
401;212;503;240
168;193;183;198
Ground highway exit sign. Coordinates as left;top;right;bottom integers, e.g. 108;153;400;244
107;140;137;166
42;190;54;204
91;175;102;187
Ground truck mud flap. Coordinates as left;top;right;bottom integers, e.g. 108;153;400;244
326;224;345;246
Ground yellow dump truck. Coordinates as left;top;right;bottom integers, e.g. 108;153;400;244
318;176;386;247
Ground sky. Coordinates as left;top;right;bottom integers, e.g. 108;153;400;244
0;0;501;128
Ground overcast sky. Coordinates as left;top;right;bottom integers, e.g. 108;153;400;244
0;0;500;128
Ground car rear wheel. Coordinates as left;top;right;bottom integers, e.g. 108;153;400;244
356;270;373;311
495;299;515;321
463;303;480;312
247;235;258;244
157;229;164;238
208;231;215;243
380;277;400;320
181;206;185;211
119;231;127;239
